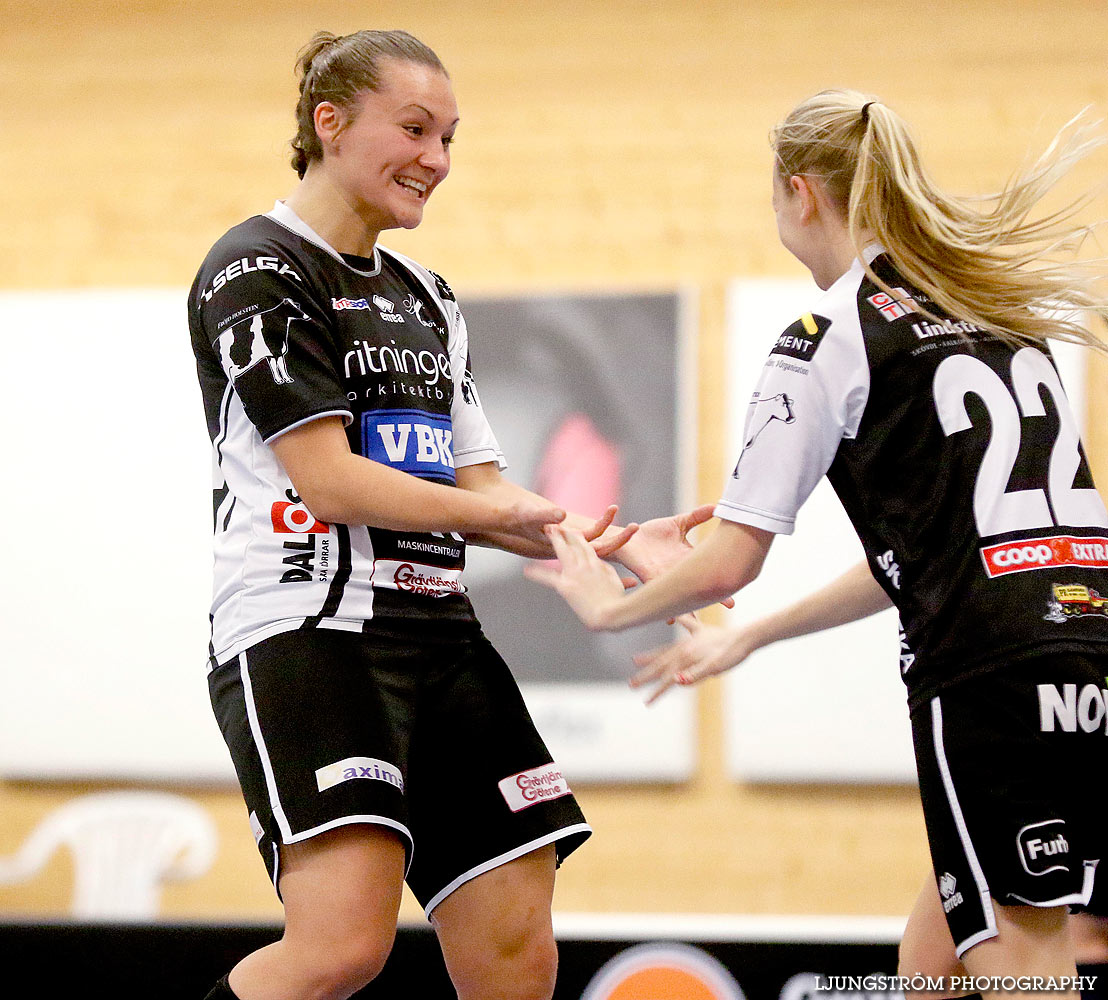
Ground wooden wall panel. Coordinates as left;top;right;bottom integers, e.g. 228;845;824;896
1;0;1105;922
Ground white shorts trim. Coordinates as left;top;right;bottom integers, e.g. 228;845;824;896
932;696;999;958
240;651;293;841
279;815;414;878
423;822;592;918
1009;859;1098;908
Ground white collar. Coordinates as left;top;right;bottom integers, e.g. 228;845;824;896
266;200;383;276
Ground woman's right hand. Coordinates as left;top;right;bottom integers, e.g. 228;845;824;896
629;618;762;704
502;495;567;548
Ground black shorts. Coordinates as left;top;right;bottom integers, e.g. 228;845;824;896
912;653;1108;957
208;625;591;915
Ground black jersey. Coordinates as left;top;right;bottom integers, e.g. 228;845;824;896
189;202;504;665
716;247;1108;708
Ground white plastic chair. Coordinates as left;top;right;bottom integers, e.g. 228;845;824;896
0;790;218;920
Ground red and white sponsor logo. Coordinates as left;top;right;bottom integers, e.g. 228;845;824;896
980;535;1108;578
373;559;464;597
498;762;571;813
271;501;329;534
867;287;920;321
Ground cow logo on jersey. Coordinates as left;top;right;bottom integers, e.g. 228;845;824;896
731;392;795;478
1017;820;1070;876
216;298;307;385
1043;583;1108;622
771;312;831;362
361;409;455;481
866;287;920;322
981;535;1108;579
201;256;301;302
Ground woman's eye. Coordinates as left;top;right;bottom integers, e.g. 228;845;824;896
405;125;423;136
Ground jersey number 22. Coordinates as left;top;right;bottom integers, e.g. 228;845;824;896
933;346;1107;537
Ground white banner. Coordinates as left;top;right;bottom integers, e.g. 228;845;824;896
0;288;695;783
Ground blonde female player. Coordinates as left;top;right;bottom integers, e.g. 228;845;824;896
190;29;708;1000
529;91;1108;1000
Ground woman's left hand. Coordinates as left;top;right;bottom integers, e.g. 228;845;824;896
525;526;628;630
613;504;735;609
629;617;756;704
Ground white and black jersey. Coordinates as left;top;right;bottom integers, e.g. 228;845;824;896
717;247;1108;708
189;202;505;666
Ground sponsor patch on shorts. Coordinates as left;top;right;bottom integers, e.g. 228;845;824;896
315;756;405;794
498;762;571;812
1017;819;1070;876
249;810;265;845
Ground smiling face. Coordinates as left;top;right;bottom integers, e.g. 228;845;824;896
317;58;459;234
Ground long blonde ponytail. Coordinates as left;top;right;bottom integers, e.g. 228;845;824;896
771;90;1108;352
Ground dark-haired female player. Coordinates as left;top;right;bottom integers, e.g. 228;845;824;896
189;29;705;1000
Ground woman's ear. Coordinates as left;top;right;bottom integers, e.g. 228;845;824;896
313;101;344;150
789;174;819;223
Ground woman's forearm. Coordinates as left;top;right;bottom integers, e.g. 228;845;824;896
745;560;893;651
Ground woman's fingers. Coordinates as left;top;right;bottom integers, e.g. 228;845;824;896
545;525;587;571
592;521;638;557
582;504;619;540
677;503;716;535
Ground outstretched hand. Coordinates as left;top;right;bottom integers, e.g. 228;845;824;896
615;504;735;609
524;526;628;630
629;617;758;704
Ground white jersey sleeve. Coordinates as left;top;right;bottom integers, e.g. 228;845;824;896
379;249;506;472
445;304;507;470
716;269;871;534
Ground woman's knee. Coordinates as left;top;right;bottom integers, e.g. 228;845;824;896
289;927;396;1000
434;846;560;1000
450;925;558;1000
